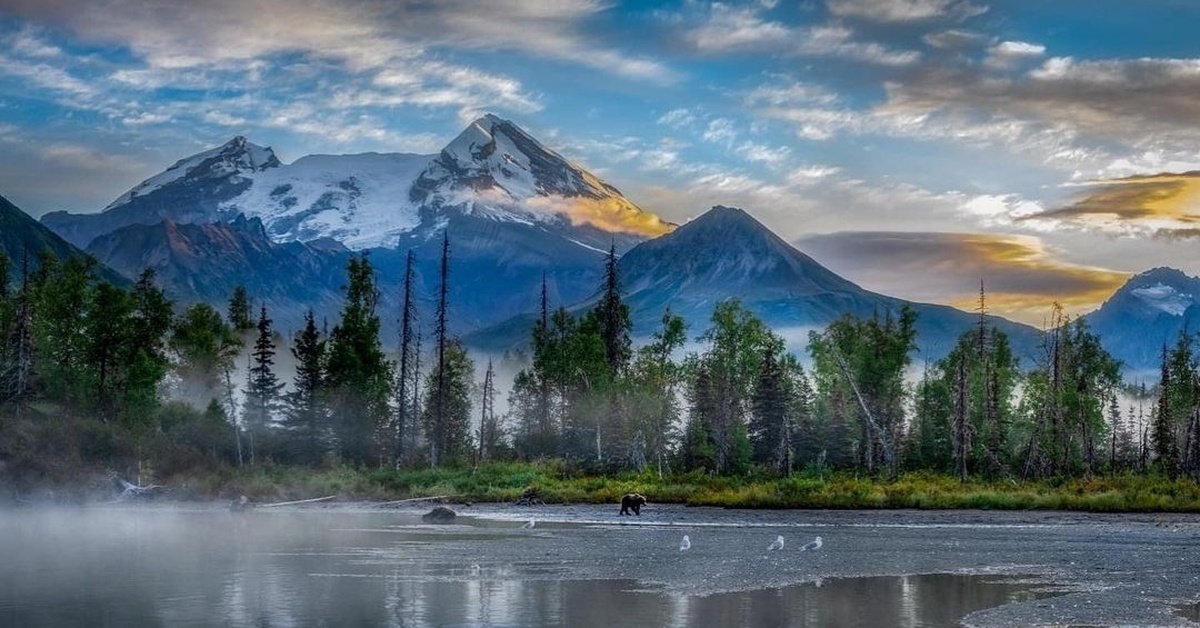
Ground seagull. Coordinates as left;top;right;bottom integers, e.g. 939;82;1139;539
768;535;785;551
679;534;691;551
522;519;536;529
800;536;823;551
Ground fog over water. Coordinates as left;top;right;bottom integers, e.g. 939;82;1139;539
0;506;1055;627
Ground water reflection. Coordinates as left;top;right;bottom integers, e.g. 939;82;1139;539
0;509;1049;627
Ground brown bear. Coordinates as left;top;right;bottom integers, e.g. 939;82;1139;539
619;493;647;516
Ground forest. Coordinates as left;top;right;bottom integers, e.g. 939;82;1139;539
2;236;1199;505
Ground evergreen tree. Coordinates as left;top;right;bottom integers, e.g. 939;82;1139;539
0;255;34;417
284;310;328;465
227;285;254;331
596;244;632;376
421;339;474;465
393;250;418;467
244;305;284;463
749;346;794;474
429;233;452;466
1152;344;1180;475
326;253;392;465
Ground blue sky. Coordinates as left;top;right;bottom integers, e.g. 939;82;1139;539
2;0;1200;324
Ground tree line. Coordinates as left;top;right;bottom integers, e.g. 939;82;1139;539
0;243;1197;483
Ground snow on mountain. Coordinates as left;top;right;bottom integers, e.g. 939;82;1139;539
1130;282;1193;316
411;114;672;243
224;151;429;249
1085;267;1200;374
104;136;280;211
43;114;670;252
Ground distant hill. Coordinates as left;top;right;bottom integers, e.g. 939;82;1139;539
0;193;125;286
1084;267;1200;376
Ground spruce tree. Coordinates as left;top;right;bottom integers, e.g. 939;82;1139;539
284;311;327;465
428;232;452;466
597;244;632;376
244;305;284;463
227;285;254;331
326;253;392;465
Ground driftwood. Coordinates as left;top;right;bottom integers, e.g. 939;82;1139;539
108;471;163;501
255;495;337;508
374;495;452;507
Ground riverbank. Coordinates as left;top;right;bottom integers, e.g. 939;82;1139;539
129;461;1200;514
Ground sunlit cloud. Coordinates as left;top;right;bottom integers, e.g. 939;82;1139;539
796;231;1129;325
1021;172;1200;238
524;195;674;237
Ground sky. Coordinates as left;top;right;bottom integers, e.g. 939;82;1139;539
2;0;1199;325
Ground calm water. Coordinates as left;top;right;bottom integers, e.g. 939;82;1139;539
0;508;1049;627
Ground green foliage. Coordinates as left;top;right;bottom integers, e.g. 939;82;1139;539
421;340;475;466
326;253;392;465
227;285;254;331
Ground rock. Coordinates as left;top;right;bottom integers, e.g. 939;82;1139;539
422;506;457;523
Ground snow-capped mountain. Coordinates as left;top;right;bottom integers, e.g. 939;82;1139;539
42;115;670;253
409;114;670;252
469;205;1045;362
36;115;677;338
1085;267;1200;375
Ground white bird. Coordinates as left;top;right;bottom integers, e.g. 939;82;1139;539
679;534;691;551
767;535;785;551
800;536;823;551
522;519;535;529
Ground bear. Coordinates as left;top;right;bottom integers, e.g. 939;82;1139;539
422;506;457;523
619;493;647;516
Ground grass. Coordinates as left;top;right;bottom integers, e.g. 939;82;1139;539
177;462;1200;513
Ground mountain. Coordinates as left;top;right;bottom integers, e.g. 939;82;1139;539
1084;267;1200;375
40;115;676;337
469;206;1045;362
0;193;125;285
85;216;351;332
42;115;670;253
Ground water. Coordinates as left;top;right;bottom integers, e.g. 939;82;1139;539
0;508;1052;627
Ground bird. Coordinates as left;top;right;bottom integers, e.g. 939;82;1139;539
679;534;691;551
522;519;535;529
800;536;823;551
767;535;785;551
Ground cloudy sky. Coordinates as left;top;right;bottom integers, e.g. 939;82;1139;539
2;0;1199;325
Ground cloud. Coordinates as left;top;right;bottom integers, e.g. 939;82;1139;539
983;40;1046;70
795;230;1128;325
0;0;676;82
684;3;920;66
1020;172;1200;238
523;195;675;237
825;0;988;23
883;57;1200;148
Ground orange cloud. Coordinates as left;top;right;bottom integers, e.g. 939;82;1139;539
1022;171;1200;237
798;231;1130;326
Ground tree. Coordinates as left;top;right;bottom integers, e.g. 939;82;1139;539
477;359;502;464
429;233;452;466
326;253;392;465
227;285;254;331
808;307;917;476
683;300;779;475
244;305;284;464
393;250;419;468
283;311;327;465
596;244;632;376
627;309;686;475
0;255;34;417
749;346;794;474
422;339;475;465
